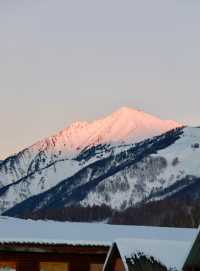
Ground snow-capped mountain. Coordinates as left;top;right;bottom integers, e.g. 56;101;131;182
0;107;179;187
81;127;200;208
4;126;200;218
0;107;184;215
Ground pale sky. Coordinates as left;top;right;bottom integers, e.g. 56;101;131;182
0;0;200;159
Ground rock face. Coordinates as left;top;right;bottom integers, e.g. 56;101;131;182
0;107;186;215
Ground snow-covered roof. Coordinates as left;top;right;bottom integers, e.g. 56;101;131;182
0;216;197;247
112;238;194;271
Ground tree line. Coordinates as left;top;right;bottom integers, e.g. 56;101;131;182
14;198;200;228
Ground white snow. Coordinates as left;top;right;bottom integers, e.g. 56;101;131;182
82;127;200;209
0;159;82;213
0;217;197;247
150;127;200;195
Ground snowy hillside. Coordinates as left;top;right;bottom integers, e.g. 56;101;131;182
81;127;200;208
0;128;179;214
0;107;180;214
3;126;200;217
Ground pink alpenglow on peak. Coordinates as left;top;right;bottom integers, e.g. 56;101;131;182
30;107;181;159
0;106;181;195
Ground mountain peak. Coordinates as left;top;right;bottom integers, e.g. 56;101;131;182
111;107;180;127
112;106;143;116
19;107;181;161
116;106;140;113
51;106;180;155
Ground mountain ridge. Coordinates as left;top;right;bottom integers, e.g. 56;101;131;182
2;106;180;160
4;127;184;216
1;107;193;218
27;106;181;158
0;107;180;185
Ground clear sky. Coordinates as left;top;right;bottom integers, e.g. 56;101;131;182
0;0;200;159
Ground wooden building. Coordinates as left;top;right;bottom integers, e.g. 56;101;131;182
0;217;111;271
0;217;197;271
103;238;193;271
0;241;108;271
